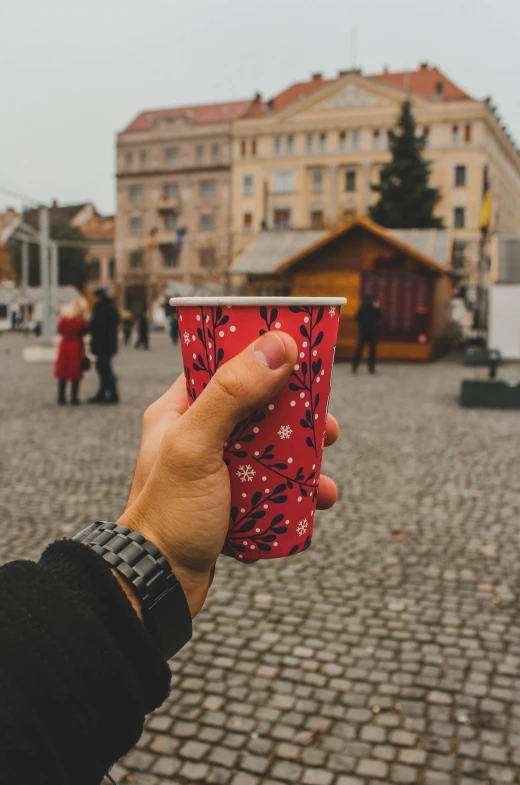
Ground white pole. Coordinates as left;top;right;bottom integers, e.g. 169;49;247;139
39;206;51;344
50;241;59;322
21;239;29;327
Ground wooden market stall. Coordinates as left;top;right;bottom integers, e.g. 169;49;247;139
232;217;455;361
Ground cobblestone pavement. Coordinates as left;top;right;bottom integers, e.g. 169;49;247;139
1;332;520;785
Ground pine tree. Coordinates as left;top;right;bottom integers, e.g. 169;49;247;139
370;101;443;229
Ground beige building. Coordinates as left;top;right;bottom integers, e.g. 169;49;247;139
231;64;520;283
116;99;252;313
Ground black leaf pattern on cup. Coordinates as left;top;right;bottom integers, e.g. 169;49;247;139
259;307;279;335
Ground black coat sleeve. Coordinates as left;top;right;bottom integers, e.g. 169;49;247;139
0;540;171;785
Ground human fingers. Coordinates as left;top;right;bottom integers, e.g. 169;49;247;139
126;375;190;507
316;475;338;510
143;374;190;425
324;414;339;447
176;332;298;455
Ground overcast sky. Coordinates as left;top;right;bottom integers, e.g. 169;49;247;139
0;0;517;214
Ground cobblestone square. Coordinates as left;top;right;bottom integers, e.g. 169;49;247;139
1;333;520;785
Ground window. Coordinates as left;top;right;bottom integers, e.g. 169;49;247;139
453;241;466;271
240;140;247;158
129;250;143;269
211;144;220;163
165;147;178;166
318;133;327;152
139;150;147;169
130;184;143;203
251;139;257;157
273;209;291;229
200;213;215;231
372;129;383;151
243;213;253;231
312;169;324;193
339;131;347;152
454;207;466;229
108;257;115;280
200;247;216;270
306;133;314;153
163;212;177;231
88;257;100;281
287;135;294;154
125;151;133;169
130;215;142;234
352;129;360;151
311;210;324;230
200;179;216;199
274;136;282;155
274;172;293;193
163;182;178;199
160;244;179;268
455;165;467;187
452;125;461;146
422;126;430;147
464;124;472;143
196;145;204;164
345;169;357;192
242;174;255;195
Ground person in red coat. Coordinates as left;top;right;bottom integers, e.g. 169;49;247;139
54;299;89;405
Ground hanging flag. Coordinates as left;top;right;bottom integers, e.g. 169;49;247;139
147;227;158;250
176;226;186;249
480;165;492;235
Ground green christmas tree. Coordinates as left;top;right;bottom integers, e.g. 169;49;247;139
370;101;443;229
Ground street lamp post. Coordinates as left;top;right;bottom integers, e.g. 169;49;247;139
39;206;52;345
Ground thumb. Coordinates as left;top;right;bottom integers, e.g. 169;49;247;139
179;331;298;452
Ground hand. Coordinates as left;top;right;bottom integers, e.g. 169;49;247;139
118;332;339;618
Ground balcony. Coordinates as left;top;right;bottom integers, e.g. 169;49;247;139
157;197;182;212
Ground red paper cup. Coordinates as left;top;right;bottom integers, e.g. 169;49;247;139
171;297;346;562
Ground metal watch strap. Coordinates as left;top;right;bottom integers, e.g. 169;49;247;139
73;521;192;660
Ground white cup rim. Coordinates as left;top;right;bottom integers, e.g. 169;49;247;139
169;296;347;307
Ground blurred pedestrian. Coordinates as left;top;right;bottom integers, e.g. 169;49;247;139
169;313;179;346
89;288;120;404
121;309;134;347
352;294;382;375
135;310;149;350
54;298;89;405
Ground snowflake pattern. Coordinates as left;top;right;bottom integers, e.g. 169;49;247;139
297;518;308;537
328;306;336;318
236;464;256;483
278;424;293;440
183;330;190;345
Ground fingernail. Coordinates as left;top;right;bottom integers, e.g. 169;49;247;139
254;332;286;370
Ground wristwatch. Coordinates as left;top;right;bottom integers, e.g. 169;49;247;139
73;521;192;660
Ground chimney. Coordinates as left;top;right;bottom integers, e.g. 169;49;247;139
383;66;389;74
420;61;429;71
52;199;59;208
253;92;262;103
312;72;322;82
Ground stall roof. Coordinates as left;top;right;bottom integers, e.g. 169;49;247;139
0;285;80;305
232;231;326;275
233;218;454;277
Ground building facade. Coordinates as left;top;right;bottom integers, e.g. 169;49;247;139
116;99;252;313
231;64;520;284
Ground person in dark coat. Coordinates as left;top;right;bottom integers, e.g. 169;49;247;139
121;309;134;347
54;299;89;405
169;313;179;345
352;294;382;374
135;310;149;350
89;288;120;403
